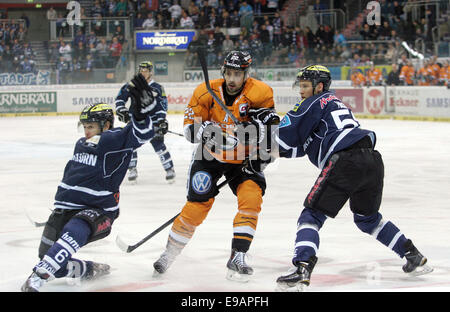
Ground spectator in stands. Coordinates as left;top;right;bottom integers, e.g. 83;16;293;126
22;42;34;60
19;56;36;74
169;0;183;22
333;29;347;47
185;34;201;67
260;23;272;58
180;9;194;28
114;0;128;16
218;9;231;28
399;60;415;86
239;1;253;31
59;41;72;62
73;29;85;48
366;62;383;86
114;25;125;44
109;36;122;66
57;55;72;84
222;34;234;54
95;38;109;68
142;12;156;29
386;63;400;86
47;6;57;21
206;32;217;66
86;30;98;47
134;12;145;28
351;67;366;87
91;1;103;18
438;60;449;86
74;41;87;62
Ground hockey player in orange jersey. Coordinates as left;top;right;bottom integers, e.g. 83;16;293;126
350;67;366;87
366;62;383;86
399;60;415;85
438;59;449;86
153;51;280;282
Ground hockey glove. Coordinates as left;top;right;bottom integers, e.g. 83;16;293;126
242;151;274;175
196;121;236;151
155;119;169;135
116;106;130;123
127;74;156;121
234;119;265;147
248;108;280;125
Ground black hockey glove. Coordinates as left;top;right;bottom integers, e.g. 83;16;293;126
127;73;156;121
116;106;130;123
242;151;274;175
248;108;280;125
155;119;169;135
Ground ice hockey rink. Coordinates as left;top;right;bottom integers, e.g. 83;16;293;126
1;114;450;293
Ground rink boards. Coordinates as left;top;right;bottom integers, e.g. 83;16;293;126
0;83;449;121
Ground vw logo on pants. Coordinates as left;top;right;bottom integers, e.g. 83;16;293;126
191;171;212;194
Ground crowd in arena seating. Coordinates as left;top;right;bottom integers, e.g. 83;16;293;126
0;18;37;74
1;0;448;87
350;55;449;87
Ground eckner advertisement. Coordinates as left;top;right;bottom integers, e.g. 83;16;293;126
135;30;195;51
0;91;57;113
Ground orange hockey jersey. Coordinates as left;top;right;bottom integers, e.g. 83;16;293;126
184;77;275;164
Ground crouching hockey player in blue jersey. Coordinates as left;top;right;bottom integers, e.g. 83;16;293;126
21;74;156;292
115;61;175;183
273;65;433;292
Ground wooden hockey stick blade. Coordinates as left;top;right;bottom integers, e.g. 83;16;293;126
24;209;46;227
198;49;240;125
115;213;180;253
167;130;184;137
115;175;240;253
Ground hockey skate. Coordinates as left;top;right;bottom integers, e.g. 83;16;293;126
165;168;176;184
276;256;317;292
21;268;52;292
402;240;433;276
82;261;111;280
226;249;253;283
128;167;138;182
153;242;181;275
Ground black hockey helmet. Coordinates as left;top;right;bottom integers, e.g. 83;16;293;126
79;103;114;130
221;50;252;77
293;64;332;92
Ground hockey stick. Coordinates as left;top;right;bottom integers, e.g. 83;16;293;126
115;176;237;253
198;49;240;125
24;209;47;227
167;130;184;137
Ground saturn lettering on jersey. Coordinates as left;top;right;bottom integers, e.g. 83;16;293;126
72;152;97;167
192;171;212;194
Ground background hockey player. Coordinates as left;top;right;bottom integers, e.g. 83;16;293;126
22;74;156;292
153;50;280;282
273;65;432;291
115;61;175;183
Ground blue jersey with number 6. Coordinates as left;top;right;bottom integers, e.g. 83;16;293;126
275;91;376;169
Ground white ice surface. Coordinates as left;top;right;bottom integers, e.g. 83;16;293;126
1;114;449;292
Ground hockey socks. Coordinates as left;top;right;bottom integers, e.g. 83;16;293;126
354;212;407;257
292;208;327;264
35;218;91;278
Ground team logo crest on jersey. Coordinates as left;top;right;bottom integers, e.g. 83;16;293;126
239;103;248;117
192;171;212;194
279;115;291;128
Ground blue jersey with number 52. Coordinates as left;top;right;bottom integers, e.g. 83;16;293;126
275;91;376;169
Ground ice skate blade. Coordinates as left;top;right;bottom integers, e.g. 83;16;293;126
166;179;175;184
152;270;164;278
128;179;137;184
408;264;433;277
226;269;251;283
275;282;306;292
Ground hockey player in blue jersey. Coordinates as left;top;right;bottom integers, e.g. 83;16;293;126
115;61;175;183
21;74;156;292
274;65;432;291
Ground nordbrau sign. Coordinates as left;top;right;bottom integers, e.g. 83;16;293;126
0;91;57;113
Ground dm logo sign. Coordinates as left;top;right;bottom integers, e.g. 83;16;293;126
192;171;212;194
